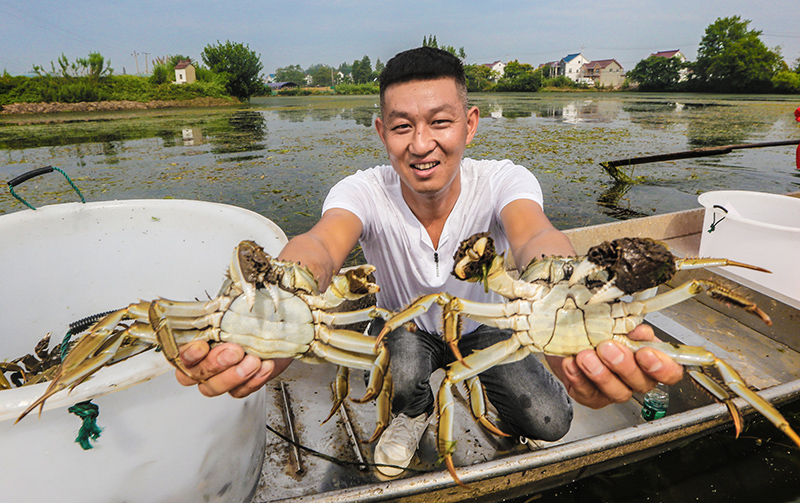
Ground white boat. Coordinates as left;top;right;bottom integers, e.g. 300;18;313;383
250;192;800;503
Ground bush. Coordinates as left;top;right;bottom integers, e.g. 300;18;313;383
277;87;312;96
334;83;379;95
0;74;230;105
543;76;577;88
772;70;800;93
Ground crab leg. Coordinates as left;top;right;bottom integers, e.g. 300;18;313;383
622;339;800;448
16;307;132;422
375;293;452;347
437;378;466;487
675;257;771;273
314;306;393;328
633;279;772;325
688;369;745;436
366;370;393;444
149;302;195;377
465;376;509;437
322;365;350;424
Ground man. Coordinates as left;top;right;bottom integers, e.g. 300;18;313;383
175;47;683;476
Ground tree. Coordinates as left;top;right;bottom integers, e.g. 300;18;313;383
202;40;263;100
495;61;542;92
33;52;113;79
422;34;466;60
275;64;306;85
307;64;334;87
351;55;372;84
464;64;493;92
692;16;783;92
628;56;686;91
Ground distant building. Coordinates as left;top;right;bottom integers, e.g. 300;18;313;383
483;60;506;81
174;60;196;85
539;61;561;78
651;49;689;82
560;53;590;82
581;59;625;88
650;49;686;62
268;82;298;91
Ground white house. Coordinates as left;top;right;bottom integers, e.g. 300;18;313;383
483;60;506;81
560;53;590;82
174;60;196;85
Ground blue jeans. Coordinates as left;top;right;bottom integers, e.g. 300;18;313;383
370;319;573;442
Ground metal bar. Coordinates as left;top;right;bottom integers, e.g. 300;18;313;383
601;139;800;168
279;381;304;474
331;383;367;471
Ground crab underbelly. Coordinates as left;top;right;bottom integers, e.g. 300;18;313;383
522;283;617;356
219;286;315;359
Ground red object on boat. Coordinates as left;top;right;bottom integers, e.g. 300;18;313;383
796;108;800;169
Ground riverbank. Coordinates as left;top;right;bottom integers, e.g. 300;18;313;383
0;97;240;115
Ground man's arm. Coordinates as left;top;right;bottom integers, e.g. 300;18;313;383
500;199;682;408
174;209;363;398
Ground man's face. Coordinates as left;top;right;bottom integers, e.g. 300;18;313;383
375;77;479;202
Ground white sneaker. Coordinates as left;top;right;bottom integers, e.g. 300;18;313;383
374;413;431;476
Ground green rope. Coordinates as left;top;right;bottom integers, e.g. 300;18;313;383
68;400;103;450
60;330;74;361
50;166;86;203
7;166;85;210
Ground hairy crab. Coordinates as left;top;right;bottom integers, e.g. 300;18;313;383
379;233;800;485
18;240;394;441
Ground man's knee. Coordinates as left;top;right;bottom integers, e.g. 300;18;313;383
512;397;573;441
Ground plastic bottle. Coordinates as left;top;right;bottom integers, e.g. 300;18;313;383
641;383;669;421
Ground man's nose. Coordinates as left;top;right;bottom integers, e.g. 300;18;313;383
410;126;435;154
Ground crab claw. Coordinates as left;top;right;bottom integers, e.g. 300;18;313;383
568;257;602;286
586;281;627;305
453;235;490;280
230;241;261;310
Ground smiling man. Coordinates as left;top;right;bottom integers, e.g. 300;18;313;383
175;47;683;477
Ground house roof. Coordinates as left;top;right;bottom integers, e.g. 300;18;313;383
583;59;622;69
483;60;503;68
174;60;193;70
268;82;298;89
562;53;582;63
651;50;682;58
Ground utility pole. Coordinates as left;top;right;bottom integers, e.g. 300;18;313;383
143;52;151;74
132;51;140;75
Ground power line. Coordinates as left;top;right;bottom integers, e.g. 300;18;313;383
0;1;98;46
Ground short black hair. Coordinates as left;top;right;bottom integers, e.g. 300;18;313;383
379;47;468;113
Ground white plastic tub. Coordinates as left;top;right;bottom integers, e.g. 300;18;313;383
698;191;800;301
0;200;287;503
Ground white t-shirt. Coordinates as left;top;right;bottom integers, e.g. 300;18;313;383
322;158;544;334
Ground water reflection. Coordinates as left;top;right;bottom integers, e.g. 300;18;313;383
182;128;202;146
2;94;797;230
204;110;266;155
474;96;624;123
272;106;376;127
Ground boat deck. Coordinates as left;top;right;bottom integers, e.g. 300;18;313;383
253;204;800;503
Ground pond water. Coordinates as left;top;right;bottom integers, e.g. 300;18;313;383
2;93;799;239
1;93;799;501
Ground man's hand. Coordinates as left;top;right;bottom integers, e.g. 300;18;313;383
175;341;292;398
547;324;683;409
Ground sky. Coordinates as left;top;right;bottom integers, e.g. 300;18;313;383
2;0;799;77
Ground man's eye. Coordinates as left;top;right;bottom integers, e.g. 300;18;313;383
392;124;411;132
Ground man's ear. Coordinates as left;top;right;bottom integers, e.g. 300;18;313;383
465;106;480;145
